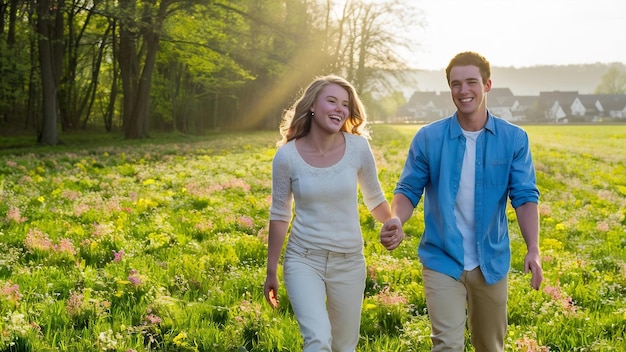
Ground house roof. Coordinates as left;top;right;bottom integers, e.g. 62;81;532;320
578;95;600;108
488;87;516;107
596;94;626;111
538;91;580;115
514;96;539;105
407;91;440;106
539;91;579;105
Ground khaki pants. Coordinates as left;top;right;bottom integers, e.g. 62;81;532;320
423;266;508;352
283;243;366;352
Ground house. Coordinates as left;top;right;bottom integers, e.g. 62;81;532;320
572;95;604;121
395;91;454;122
538;91;579;123
511;96;541;122
487;88;516;121
596;95;626;119
396;88;626;124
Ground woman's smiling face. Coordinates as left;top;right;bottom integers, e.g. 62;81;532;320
310;83;350;133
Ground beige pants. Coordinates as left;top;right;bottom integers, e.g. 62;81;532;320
423;266;508;352
283;243;366;352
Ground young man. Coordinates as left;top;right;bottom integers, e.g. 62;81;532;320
380;51;543;351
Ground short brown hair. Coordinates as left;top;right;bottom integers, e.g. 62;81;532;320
445;51;491;86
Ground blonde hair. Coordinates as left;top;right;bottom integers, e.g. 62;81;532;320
277;75;369;146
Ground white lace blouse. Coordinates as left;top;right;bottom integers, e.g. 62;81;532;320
269;132;387;253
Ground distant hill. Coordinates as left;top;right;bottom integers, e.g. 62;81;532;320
399;63;626;97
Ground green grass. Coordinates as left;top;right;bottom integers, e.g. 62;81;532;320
0;124;625;351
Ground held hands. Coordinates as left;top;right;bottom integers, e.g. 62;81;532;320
380;217;405;250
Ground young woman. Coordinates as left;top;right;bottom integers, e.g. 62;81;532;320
264;75;392;351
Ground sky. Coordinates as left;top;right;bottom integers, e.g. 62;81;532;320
403;0;626;70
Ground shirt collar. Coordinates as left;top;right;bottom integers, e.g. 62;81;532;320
450;110;496;139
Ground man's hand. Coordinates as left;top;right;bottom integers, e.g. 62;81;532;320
524;250;543;290
380;217;404;250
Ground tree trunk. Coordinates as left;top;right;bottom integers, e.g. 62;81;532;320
6;0;19;44
118;0;167;139
118;0;138;137
36;0;64;145
104;19;119;132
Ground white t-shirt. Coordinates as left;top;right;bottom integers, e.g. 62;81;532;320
455;129;483;270
270;133;387;253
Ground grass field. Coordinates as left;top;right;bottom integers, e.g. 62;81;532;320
0;124;625;351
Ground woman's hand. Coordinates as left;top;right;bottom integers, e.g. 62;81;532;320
264;275;279;309
380;217;404;250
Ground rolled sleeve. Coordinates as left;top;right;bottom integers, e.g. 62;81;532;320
509;130;539;208
395;129;429;207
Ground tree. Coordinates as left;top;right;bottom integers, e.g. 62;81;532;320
35;0;65;145
117;0;204;139
0;0;429;139
231;0;330;130
0;0;30;127
364;90;405;122
58;0;110;131
328;0;422;96
152;2;255;133
595;64;626;94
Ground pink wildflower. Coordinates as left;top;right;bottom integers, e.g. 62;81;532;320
145;314;162;325
543;282;576;315
105;197;123;212
2;283;23;303
543;285;560;300
237;216;254;229
66;291;84;317
516;336;550;351
73;203;90;217
256;225;269;243
56;238;76;256
113;250;125;262
194;220;213;233
367;267;379;290
596;221;609;232
6;206;27;223
225;178;250;191
24;229;54;252
61;189;79;201
376;286;407;306
92;223;108;238
206;184;225;193
128;269;142;286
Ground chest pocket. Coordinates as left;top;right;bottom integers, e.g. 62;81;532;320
487;159;509;186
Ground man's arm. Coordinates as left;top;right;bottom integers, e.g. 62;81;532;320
515;202;543;290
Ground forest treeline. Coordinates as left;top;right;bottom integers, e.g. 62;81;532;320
0;0;420;145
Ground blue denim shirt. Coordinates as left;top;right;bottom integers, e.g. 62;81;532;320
395;112;539;284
